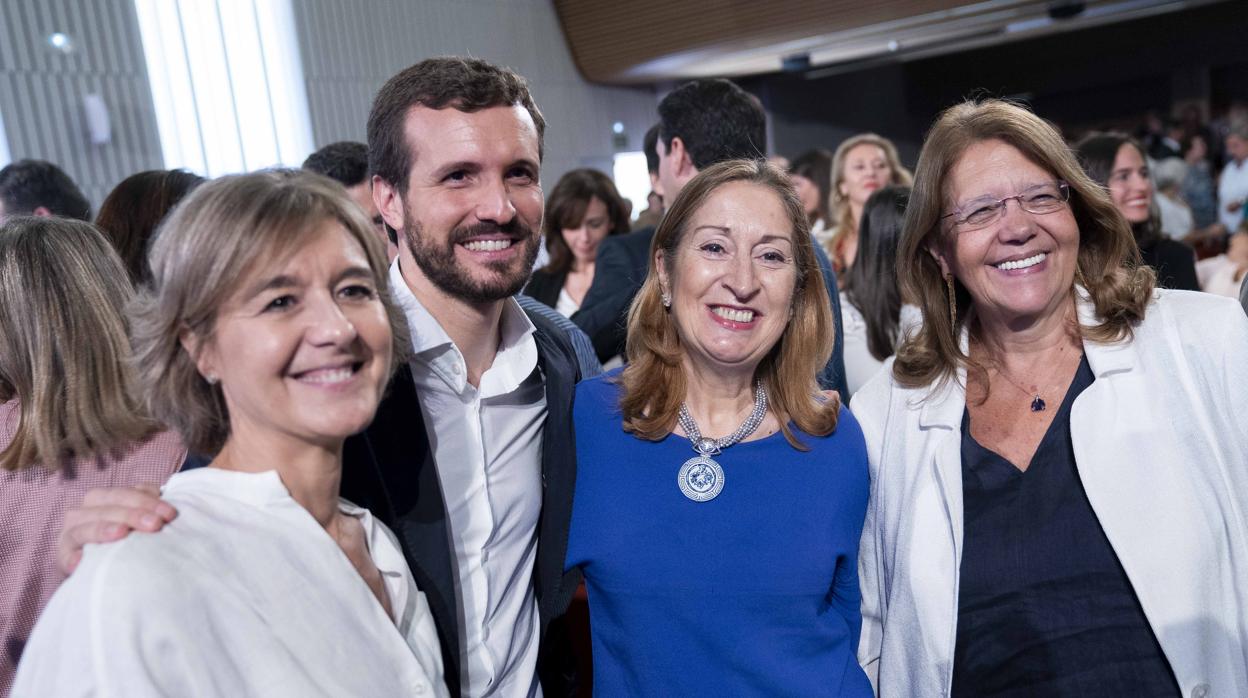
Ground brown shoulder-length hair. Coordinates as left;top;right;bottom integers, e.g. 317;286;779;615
130;170;409;456
829;133;913;240
95;169;205;285
893;99;1156;391
0;217;157;472
619;159;840;450
541;168;630;277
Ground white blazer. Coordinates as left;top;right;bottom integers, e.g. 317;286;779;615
851;289;1248;698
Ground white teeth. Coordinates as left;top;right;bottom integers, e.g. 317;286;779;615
713;307;755;323
463;239;513;252
298;366;354;385
995;252;1046;271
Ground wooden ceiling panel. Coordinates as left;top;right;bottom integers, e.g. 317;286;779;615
554;0;972;83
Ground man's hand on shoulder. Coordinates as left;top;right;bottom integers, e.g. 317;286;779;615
58;485;178;574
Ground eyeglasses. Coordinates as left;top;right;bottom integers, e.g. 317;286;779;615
941;180;1070;232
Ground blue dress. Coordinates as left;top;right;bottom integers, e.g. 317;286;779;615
565;372;873;696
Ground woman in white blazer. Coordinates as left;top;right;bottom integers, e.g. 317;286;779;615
852;99;1248;697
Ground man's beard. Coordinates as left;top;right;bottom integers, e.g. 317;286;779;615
402;213;540;304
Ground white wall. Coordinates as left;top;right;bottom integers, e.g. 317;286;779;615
292;0;659;193
0;0;163;208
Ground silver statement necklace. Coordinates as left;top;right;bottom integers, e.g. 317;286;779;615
675;383;768;502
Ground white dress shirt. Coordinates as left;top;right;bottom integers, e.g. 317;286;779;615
390;261;546;698
1217;158;1248;231
851;289;1248;697
12;468;447;697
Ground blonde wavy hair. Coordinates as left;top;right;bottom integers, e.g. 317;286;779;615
827;133;912;261
618;159;839;450
0;217;156;472
893;99;1155;391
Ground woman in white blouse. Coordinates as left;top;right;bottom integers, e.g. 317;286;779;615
853;100;1248;696
14;171;447;697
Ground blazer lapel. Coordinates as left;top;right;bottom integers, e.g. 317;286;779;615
918;376;967;568
341;365;462;697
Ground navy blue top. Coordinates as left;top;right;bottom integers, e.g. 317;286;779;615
566;372;872;697
953;355;1179;697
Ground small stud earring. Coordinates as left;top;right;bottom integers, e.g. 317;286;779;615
661;292;671;308
205;374;219;385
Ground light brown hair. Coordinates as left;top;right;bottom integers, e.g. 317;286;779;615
619;159;839;449
130;170;410;456
0;217;156;471
893;99;1155;391
828;133;913;250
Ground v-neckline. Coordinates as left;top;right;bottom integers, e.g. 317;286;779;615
962;354;1091;475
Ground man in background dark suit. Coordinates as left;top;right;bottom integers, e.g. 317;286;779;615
571;79;850;398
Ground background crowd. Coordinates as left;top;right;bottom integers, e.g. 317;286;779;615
1;51;1247;698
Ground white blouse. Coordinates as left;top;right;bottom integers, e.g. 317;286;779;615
840;294;921;396
13;468;448;698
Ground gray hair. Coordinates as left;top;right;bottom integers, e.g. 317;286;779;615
1152;157;1188;190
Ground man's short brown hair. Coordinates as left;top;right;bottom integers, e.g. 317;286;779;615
367;56;546;190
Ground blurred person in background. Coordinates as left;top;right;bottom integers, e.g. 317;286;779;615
632;124;665;230
839;186;920;395
525;168;630;318
788;148;833;236
1196;223;1248;298
855;98;1248;696
304;141;398;262
13;171;448;696
567;160;871;696
1076;132;1200;290
0;160;91;224
1217;125;1248;233
94;169;205;286
1182;133;1220;230
823;134;912;274
0;217;184;695
1151;157;1194;240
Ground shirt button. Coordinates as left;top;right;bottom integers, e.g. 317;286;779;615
1191;684;1209;698
412;682;426;694
451;363;463;376
482;549;490;563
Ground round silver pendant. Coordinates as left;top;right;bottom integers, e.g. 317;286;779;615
678;455;725;502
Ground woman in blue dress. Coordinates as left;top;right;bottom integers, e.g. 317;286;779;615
565;159;873;696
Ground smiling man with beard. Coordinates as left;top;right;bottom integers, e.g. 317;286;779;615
355;57;581;697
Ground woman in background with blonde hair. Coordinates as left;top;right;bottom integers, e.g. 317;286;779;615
823;133;912;274
854;99;1248;696
0;217;184;695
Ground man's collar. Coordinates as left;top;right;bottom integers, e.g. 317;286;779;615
389;259;454;356
387;258;538;384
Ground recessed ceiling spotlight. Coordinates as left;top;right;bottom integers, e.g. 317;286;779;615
887;39;901;52
612;121;625;134
48;32;74;54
